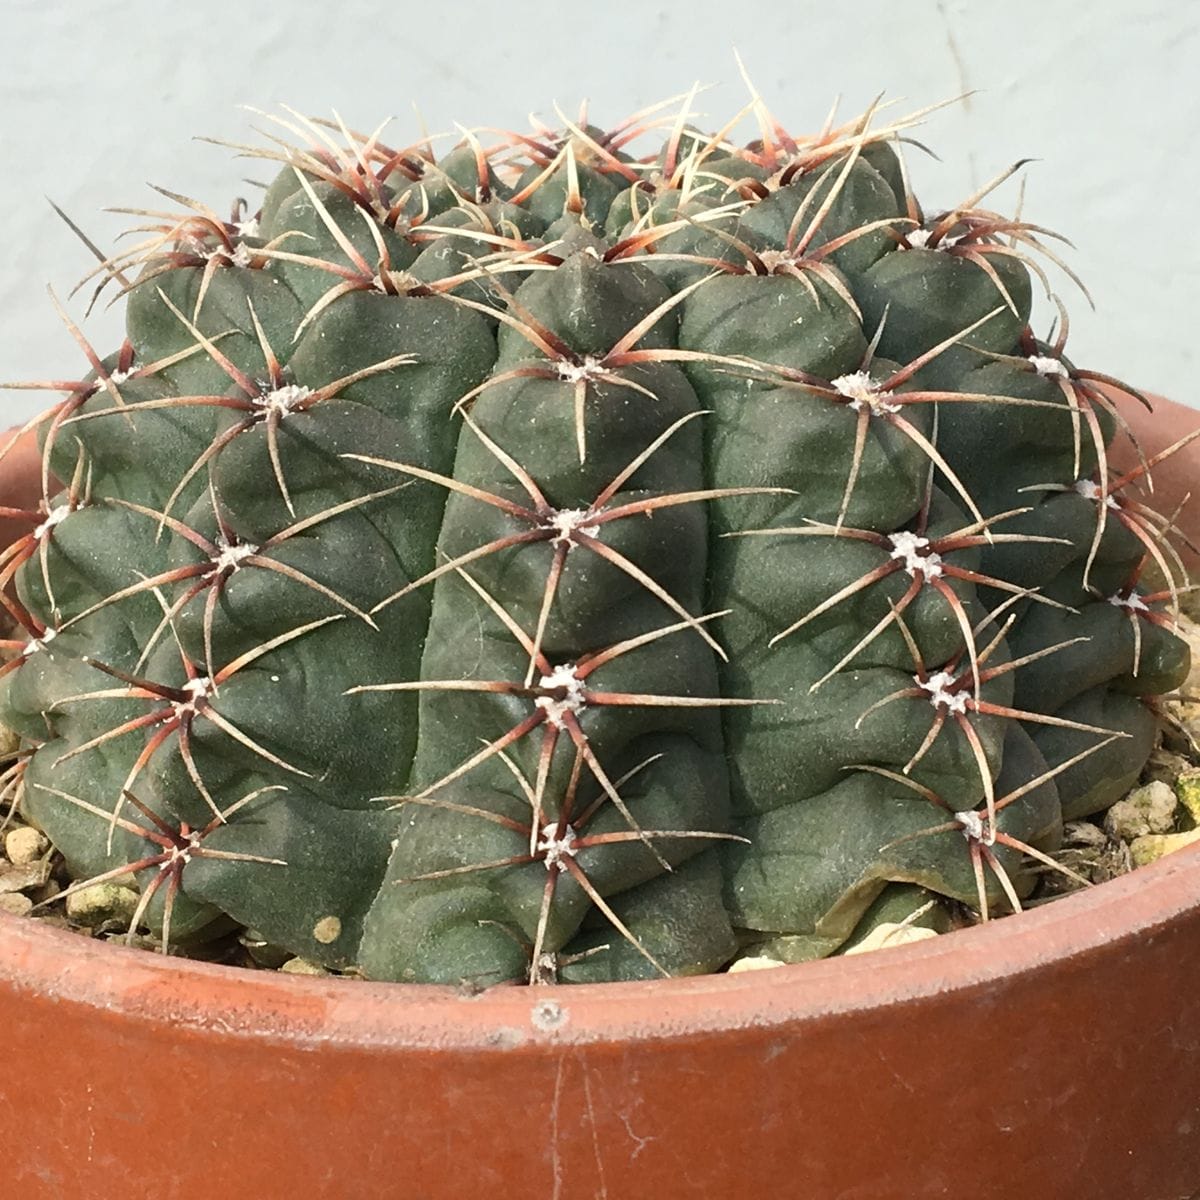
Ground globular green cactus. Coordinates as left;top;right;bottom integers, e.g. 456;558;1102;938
0;86;1191;984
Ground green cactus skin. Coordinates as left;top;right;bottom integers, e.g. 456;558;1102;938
0;93;1190;986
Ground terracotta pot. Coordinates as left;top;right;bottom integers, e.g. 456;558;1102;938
0;424;42;552
1107;390;1200;572
2;839;1198;1199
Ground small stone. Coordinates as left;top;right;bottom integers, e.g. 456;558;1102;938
1143;749;1192;788
1105;782;1178;840
0;859;51;895
29;878;61;905
64;882;140;926
1171;699;1200;751
5;826;48;866
843;922;940;956
727;954;786;973
280;957;328;976
1050;823;1133;890
1063;820;1108;848
1129;829;1200;867
105;871;139;891
1175;771;1200;826
312;915;342;945
0;892;33;916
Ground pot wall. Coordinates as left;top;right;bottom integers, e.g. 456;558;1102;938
2;843;1199;1199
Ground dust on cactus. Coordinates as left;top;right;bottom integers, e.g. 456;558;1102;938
0;76;1193;985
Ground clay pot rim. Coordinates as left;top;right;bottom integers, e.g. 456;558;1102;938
3;839;1197;1050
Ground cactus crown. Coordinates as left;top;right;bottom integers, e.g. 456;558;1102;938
0;82;1190;985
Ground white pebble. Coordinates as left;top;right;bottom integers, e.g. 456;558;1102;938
5;826;48;866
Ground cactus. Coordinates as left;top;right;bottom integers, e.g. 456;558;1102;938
0;84;1192;985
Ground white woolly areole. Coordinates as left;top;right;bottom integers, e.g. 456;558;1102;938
920;669;969;714
257;383;312;417
556;356;604;384
107;369;131;386
1073;478;1120;510
34;505;72;541
756;248;797;273
543;508;601;548
1028;354;1067;379
234;217;260;239
212;540;258;574
174;676;214;717
832;371;900;415
902;228;964;252
535;663;586;728
905;227;962;251
23;627;58;658
190;235;252;268
888;531;944;579
170;830;205;866
1109;591;1149;613
537;822;579;869
955;809;993;843
370;270;421;295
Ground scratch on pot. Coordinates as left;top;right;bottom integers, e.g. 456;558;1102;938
876;1046;917;1096
618;1111;655;1161
84;1082;96;1166
580;1060;609;1198
549;1055;566;1200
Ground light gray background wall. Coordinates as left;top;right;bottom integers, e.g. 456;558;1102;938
1;0;1196;423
